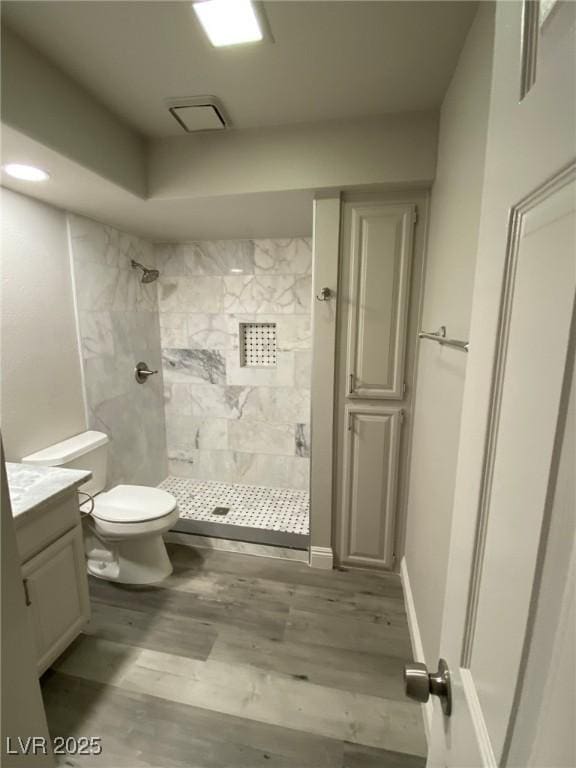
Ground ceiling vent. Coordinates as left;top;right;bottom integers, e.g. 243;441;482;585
166;96;229;132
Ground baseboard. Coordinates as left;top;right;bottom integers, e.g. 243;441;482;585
400;556;433;742
309;546;334;570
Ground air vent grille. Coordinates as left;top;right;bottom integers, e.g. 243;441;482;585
166;96;228;132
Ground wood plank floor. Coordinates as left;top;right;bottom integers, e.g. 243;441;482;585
42;544;427;768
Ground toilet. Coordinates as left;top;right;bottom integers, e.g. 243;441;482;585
22;430;179;585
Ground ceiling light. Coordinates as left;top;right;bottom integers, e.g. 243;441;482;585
193;0;263;47
2;163;50;182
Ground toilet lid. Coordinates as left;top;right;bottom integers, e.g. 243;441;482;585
92;485;177;523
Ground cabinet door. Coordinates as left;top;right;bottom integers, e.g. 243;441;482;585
21;524;90;674
346;203;415;399
339;406;402;569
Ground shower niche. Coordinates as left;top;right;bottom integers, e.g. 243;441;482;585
239;322;277;368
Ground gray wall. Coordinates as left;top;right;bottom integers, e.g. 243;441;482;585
156;238;312;490
69;214;167;488
150;113;439;201
403;4;495;664
0;189;86;459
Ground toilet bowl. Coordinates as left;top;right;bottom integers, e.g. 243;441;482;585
83;484;179;584
23;431;178;585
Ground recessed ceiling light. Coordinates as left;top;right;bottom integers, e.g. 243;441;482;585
193;0;263;47
3;163;50;182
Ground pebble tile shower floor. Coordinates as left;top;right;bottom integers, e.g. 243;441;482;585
159;477;310;544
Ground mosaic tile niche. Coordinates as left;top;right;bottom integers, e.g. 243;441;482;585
155;238;312;491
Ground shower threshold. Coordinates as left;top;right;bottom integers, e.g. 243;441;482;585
158;477;309;550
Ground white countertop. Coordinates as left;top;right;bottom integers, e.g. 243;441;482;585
6;462;91;517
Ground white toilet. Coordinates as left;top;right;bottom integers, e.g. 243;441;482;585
23;430;179;585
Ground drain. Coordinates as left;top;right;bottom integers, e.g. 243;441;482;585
212;506;230;516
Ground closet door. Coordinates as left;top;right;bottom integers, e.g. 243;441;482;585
346;204;415;400
341;406;402;568
336;199;417;570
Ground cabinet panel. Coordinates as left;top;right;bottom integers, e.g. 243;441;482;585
15;493;78;563
340;406;402;568
22;524;90;674
346;204;415;399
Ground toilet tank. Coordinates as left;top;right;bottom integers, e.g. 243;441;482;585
22;430;109;497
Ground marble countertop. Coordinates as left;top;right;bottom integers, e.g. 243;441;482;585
6;462;92;518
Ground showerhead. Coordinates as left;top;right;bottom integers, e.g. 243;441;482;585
131;259;160;284
141;268;160;283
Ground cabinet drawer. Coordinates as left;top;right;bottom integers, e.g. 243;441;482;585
22;524;90;675
16;492;80;563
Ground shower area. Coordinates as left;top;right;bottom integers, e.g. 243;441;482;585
70;215;312;551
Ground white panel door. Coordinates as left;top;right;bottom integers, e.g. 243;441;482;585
425;3;576;765
340;406;402;569
335;196;423;571
346;203;415;400
22;524;90;674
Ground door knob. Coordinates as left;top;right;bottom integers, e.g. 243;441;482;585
404;658;452;716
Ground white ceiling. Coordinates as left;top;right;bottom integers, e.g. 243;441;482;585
1;0;476;138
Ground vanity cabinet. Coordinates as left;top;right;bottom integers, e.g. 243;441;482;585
7;462;92;676
21;523;90;675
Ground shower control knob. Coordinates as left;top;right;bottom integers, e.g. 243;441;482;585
135;361;158;384
404;658;452;716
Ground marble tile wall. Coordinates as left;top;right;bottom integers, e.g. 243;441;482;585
69;215;168;488
155;239;312;491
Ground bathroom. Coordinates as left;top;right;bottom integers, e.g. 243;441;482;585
2;1;575;767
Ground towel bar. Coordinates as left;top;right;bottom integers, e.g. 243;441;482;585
418;326;469;352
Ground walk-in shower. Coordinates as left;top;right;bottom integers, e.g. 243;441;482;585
156;237;313;550
70;221;312;552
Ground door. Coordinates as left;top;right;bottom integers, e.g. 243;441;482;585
335;196;425;569
22;524;90;674
421;3;576;765
346;203;414;400
341;405;402;568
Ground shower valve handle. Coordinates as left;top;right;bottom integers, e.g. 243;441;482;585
135;361;158;383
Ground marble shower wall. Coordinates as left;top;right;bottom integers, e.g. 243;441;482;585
69;215;168;488
155;239;312;491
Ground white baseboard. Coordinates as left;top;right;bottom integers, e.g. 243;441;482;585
400;556;433;742
309;546;334;569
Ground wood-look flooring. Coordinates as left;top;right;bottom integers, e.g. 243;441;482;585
42;543;427;768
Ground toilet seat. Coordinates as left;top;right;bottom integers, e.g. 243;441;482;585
93;484;176;523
